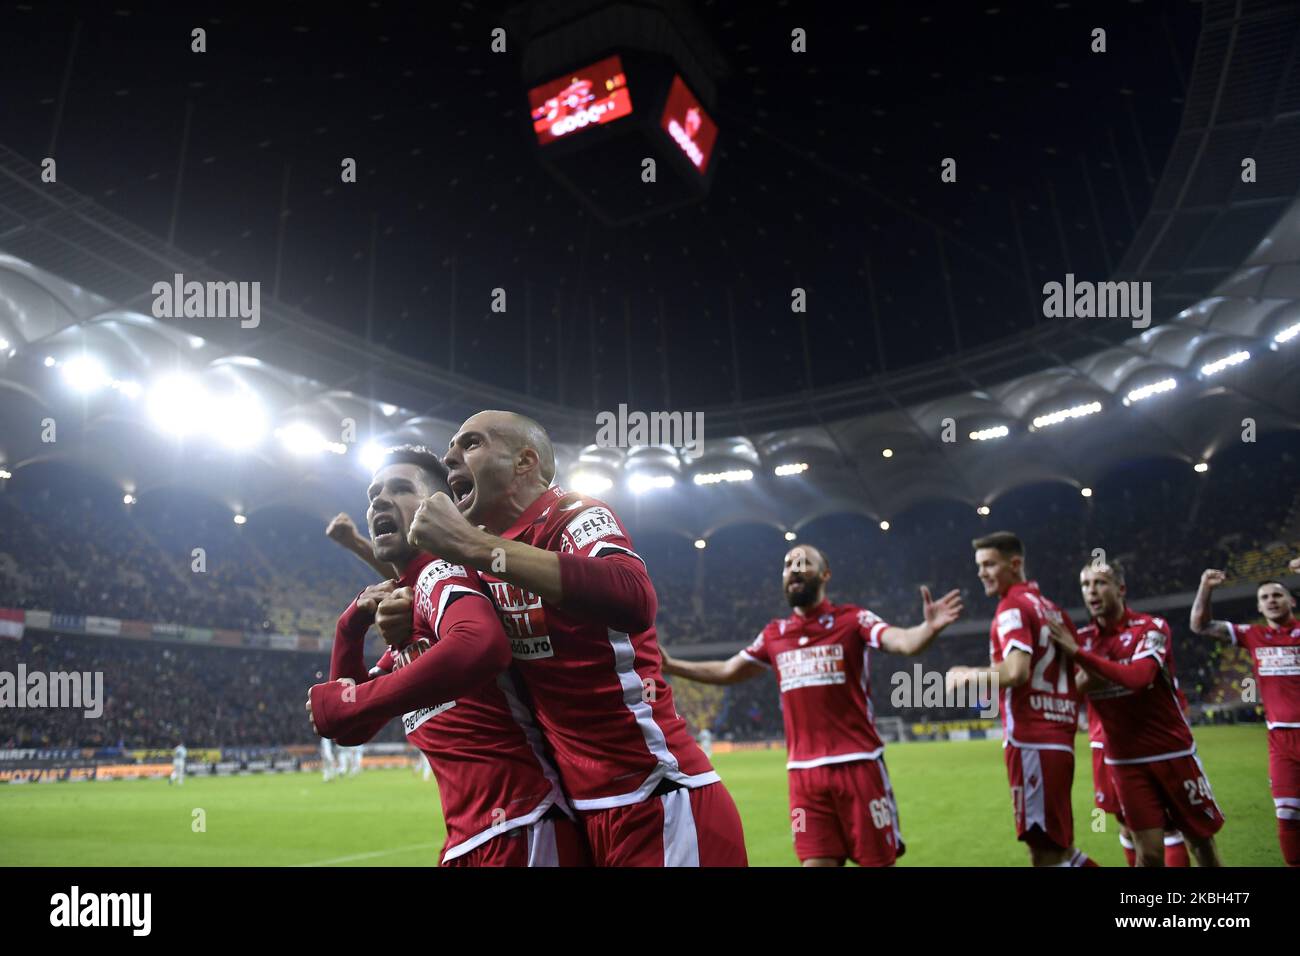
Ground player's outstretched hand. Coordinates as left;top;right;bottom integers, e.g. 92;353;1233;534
376;587;414;647
305;693;317;735
356;580;397;616
407;491;479;562
922;586;963;632
1199;568;1226;590
1045;617;1078;656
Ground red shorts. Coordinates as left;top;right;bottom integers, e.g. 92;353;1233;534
441;813;591;867
1090;745;1123;818
1004;745;1074;851
788;759;903;866
580;782;748;867
1108;753;1224;841
1267;727;1300;821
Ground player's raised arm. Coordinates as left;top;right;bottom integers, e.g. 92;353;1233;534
661;648;765;685
310;585;513;742
326;511;399;580
1189;568;1233;643
877;585;963;655
408;489;657;636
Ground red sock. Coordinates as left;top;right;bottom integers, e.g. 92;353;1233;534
1164;838;1189;868
1281;818;1300;867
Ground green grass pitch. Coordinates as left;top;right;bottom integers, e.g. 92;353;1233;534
0;725;1281;866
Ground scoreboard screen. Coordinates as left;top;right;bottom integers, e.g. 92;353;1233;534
660;75;717;174
529;55;633;145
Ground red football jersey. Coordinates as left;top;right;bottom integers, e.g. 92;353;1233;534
1080;608;1194;764
479;486;717;810
1229;618;1300;728
1077;624;1107;749
741;600;891;769
373;553;569;862
989;581;1078;751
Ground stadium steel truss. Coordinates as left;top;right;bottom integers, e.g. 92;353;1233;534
0;0;1297;537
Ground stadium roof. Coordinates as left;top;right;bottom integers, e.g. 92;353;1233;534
0;0;1298;533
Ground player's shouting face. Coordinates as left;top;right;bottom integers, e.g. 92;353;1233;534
1257;581;1296;624
366;463;431;563
1080;566;1124;620
782;545;829;609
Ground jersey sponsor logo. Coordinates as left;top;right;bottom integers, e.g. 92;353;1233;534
774;644;845;692
1026;693;1079;722
1254;645;1300;676
565;507;621;550
402;699;456;734
486;579;548;645
418;559;469;591
1142;630;1166;653
509;634;555;660
996;608;1023;639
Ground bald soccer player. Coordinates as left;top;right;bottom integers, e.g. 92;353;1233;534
401;410;747;867
662;544;963;867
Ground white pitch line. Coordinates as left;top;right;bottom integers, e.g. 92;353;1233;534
292;841;440;867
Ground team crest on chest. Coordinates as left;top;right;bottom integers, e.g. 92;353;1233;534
819;613;834;630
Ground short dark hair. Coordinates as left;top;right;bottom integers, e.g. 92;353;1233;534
972;531;1023;558
1257;579;1287;592
1081;557;1126;586
378;444;449;496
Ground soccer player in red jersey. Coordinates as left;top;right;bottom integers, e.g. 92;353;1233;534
306;446;587;866
660;544;963;866
404;410;747;866
946;531;1094;867
1191;564;1300;866
1063;561;1221;866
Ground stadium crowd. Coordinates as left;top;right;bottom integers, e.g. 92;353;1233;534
0;430;1294;748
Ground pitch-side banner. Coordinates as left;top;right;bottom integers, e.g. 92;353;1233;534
84;616;121;637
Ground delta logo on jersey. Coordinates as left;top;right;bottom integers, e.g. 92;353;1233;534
487;579;552;659
774;644;846;693
415;559;469;621
1255;645;1300;676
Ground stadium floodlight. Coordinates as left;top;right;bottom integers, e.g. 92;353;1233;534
1194;461;1209;474
977;505;991;516
969;426;1010;441
43;356;56;367
628;473;675;494
693;538;706;550
208;391;268;450
148;375;209;436
0;468;10;480
113;379;142;399
1200;351;1249;377
59;354;110;393
1031;401;1102;429
123;493;136;505
880;520;890;531
774;462;809;476
1081;487;1093;498
233;513;248;525
784;530;797;541
358;442;388;472
1274;321;1300;345
378;403;399;417
693;468;753;486
276;422;328;456
0;337;8;351
570;470;614;495
1123;378;1176;406
881;448;894;458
